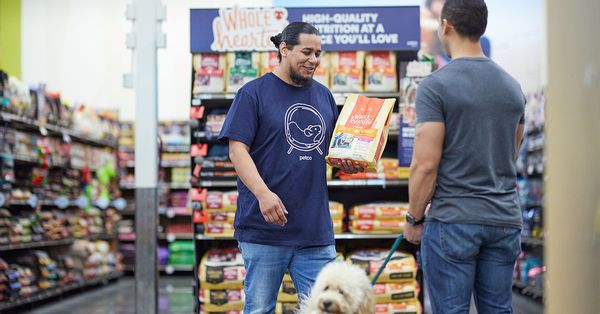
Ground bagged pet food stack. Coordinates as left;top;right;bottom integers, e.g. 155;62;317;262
260;51;280;76
202;191;238;237
226;52;260;93
198;248;245;312
326;94;396;172
192;53;226;93
313;53;331;88
365;51;398;92
348;202;408;234
329;201;345;234
331;51;365;92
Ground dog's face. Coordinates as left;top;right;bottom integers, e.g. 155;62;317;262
304;262;374;314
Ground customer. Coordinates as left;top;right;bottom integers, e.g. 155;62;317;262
403;0;526;313
219;22;362;314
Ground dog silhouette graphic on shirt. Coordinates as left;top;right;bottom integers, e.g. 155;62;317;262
288;121;323;150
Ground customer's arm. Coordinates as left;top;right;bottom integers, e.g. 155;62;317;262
408;122;445;220
229;140;288;226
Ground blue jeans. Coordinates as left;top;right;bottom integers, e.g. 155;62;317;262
422;220;521;314
238;242;337;314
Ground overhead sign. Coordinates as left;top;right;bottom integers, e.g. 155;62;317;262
190;6;420;52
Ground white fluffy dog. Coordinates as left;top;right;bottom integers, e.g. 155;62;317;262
298;262;375;314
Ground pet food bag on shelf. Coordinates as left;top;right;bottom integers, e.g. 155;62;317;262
365;51;398;92
375;301;423;314
226;52;260;93
203;222;235;238
347;249;417;283
203;191;238;212
260;51;280;76
349;220;405;234
331;51;365;92
207;211;236;224
200;288;245;312
326;94;396;172
199;248;245;290
200;305;243;314
277;281;299;302
350;203;409;221
313;53;331;88
192;53;226;94
373;282;420;304
276;302;299;314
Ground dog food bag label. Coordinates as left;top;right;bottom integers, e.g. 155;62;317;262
226;52;260;93
193;53;226;93
331;51;365;92
365;51;398;92
260;51;280;76
373;282;420;303
327;94;396;172
313;53;331;88
375;300;422;314
204;222;235;238
208;211;236;223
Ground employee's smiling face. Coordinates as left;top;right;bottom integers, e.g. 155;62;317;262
281;33;322;86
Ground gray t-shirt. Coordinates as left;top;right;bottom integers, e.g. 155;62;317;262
416;57;525;229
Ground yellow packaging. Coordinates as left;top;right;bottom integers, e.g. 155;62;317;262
226;52;260;93
200;289;245;311
333;219;344;234
373;282;420;304
375;301;423;314
365;51;398;92
203;191;238;212
326;94;396;171
207;211;236;224
347;249;417;283
349;220;405;234
192;53;226;93
331;51;365;92
277;281;298;302
199;248;245;289
276;302;299;314
204;222;235;238
314;53;330;88
260;51;280;76
350;203;409;221
329;201;345;219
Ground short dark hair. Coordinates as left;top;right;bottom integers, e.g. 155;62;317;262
441;0;488;40
270;22;320;62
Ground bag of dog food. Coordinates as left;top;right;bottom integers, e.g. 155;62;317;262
331;51;365;92
277;281;298;302
199;248;245;289
203;191;238;212
226;52;260;93
207;211;236;224
203;222;235;238
329;201;345;220
347;249;417;283
313;53;331;88
200;288;244;311
260;51;280;76
349;220;405;234
326;94;396;171
350;203;408;221
276;302;299;314
373;282;420;304
192;53;226;93
201;305;243;314
375;301;423;314
365;51;398;92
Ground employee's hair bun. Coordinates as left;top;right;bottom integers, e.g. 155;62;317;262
270;33;283;47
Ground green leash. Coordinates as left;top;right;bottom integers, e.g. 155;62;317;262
370;234;404;286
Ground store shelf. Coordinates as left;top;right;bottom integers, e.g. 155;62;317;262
0;272;123;312
161;207;192;217
192;93;237;101
166;183;191;189
194;233;402;241
120;183;136;190
0;112;118;148
163;145;190;153
161;161;191;168
198;180;238;188
159;264;194;274
159;233;194;242
521;237;544;246
327;179;408;188
0;234;118;252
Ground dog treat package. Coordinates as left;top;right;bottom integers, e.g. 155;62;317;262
373;282;420;303
365;51;398;92
276;302;299;314
199;248;245;289
350;203;409;221
331;51;365;92
200;288;244;312
260;51;280;76
203;222;235;238
226;52;260;93
277;281;299;302
349;220;405;234
203;191;238;212
313;53;331;88
207;211;236;224
347;249;417;283
192;53;226;94
326;94;396;172
375;301;423;314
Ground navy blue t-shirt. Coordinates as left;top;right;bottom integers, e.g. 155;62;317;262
218;73;338;246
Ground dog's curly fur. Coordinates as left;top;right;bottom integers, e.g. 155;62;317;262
298;262;375;314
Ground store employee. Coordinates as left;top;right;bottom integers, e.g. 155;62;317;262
219;22;363;314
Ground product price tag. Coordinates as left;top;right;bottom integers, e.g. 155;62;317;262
192;99;201;106
166;233;176;242
166;266;175;275
167;209;176;218
113;198;127;211
27;195;38;208
54;196;70;209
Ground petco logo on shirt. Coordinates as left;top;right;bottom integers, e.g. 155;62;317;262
210;6;289;51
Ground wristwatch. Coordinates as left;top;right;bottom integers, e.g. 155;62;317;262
406;212;425;226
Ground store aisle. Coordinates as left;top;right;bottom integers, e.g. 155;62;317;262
25;276;542;314
27;277;194;314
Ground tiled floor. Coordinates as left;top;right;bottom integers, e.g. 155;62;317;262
24;276;542;313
